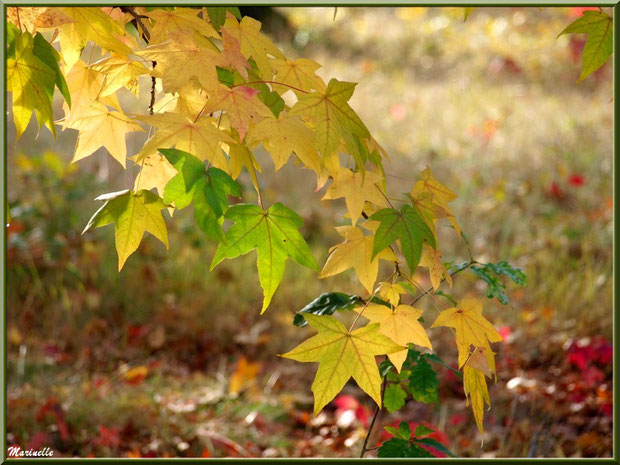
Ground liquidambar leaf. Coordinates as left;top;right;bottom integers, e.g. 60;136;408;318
211;203;319;312
560;10;613;81
281;314;404;414
83;190;169;271
354;304;432;372
463;365;490;435
369;204;436;272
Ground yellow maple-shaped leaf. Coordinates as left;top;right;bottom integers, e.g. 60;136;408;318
7;7;71;34
145;7;218;44
411;166;461;236
247;113;321;174
290;78;370;159
322;168;386;226
419;245;452;291
201;84;272;141
82;190;169;271
136;30;222;94
355;304;432;371
431;298;503;363
133;152;178;198
59;7;132;70
91;54;149;97
220;29;250;80
281;314;404;414
62;60;118;127
67;102;143;167
320;225;396;294
463;365;490;435
222;13;285;80
227;143;262;193
376;282;406;307
7;31;56;139
272;58;327;95
135;112;233;171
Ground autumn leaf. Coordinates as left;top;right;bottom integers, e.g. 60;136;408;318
463;366;490;435
201;84;272;141
62;61;107;127
227;142;262;193
135;112;234;172
7;7;72;34
91;54;149;97
410;166;460;236
281;314;404;414
431;298;503;368
133;152;178;198
355;304;432;371
83;189;169;271
290;78;370;159
369;204;436;272
67;102;143;167
559;10;613;81
59;7;132;69
136;30;222;93
376;282;406;307
222;13;285;80
145;7;218;44
322;168;386;226
7;29;56;139
320;225;396;294
247;112;321;174
228;356;261;396
420;246;452;291
211;203;319;313
272;57;327;95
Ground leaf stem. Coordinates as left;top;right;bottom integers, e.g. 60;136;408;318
233;80;309;94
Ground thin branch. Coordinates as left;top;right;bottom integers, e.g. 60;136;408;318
360;375;387;457
409;259;475;306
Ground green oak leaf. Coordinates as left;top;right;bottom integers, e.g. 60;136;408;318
211;203;319;313
414;424;435;437
83;189;169;271
384;384;408;413
160;148;241;241
559;10;613;81
369;204;436;272
377;439;434;458
416;438;455;457
470;260;526;305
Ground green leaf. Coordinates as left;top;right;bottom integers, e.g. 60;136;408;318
160;148;240;241
397;421;412;438
207;6;241;32
424;353;463;379
415;437;455;457
211;203;319;312
470;260;525;305
559;11;613;81
259;88;285;118
384;384;407;413
83;189;169;271
216;66;235;87
379;359;395;377
369;204;436;272
293;292;360;327
377;439;434;458
383;426;403;439
413;424;435;437
33;32;71;107
408;356;439;404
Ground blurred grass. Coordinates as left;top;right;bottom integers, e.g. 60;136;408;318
6;6;612;458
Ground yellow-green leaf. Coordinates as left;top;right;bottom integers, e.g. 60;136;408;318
281;314;404;414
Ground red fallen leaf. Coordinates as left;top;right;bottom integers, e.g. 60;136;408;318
201;448;211;458
548;181;565;200
127;325;147;344
567;174;585;187
498;325;512;341
590;336;613;365
95;425;121;448
36;398;70;442
583;366;605;388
